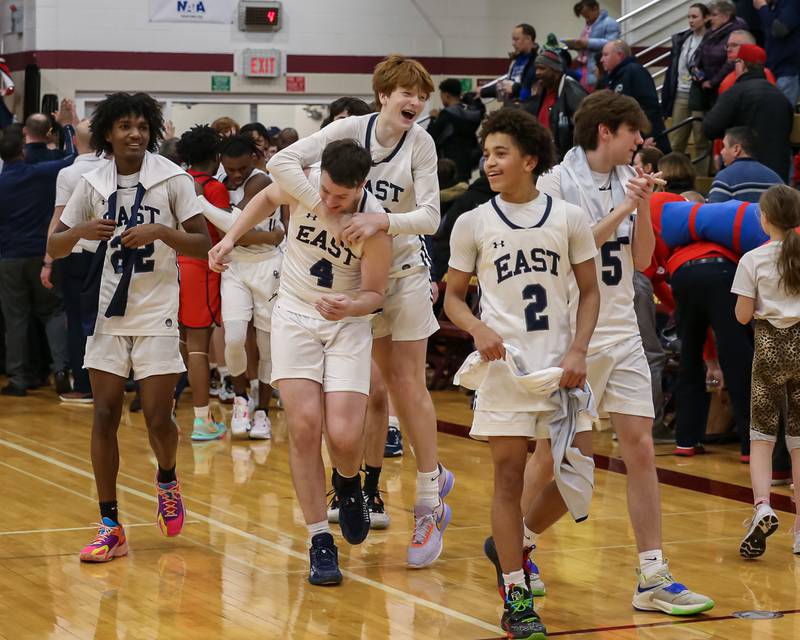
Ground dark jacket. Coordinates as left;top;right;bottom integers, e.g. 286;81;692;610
661;29;693;116
0;155;76;258
691;17;749;90
703;70;794;181
24;142;67;164
430;175;495;282
427;102;484;182
480;46;539;103
605;57;671;154
523;75;588;159
757;0;800;78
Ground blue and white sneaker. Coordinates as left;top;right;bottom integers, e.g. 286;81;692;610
308;532;342;586
384;421;403;457
632;563;715;615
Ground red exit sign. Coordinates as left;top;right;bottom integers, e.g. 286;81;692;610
242;49;282;78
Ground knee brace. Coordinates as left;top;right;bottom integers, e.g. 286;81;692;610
256;329;272;384
224;320;249;377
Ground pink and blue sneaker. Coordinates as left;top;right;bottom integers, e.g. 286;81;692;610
79;517;128;563
156;478;185;537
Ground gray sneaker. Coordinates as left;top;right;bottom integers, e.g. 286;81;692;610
632;562;715;615
407;502;451;568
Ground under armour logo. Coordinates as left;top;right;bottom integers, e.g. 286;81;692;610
306;212;317;220
493;241;505;248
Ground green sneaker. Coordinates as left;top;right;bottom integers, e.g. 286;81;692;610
190;417;226;441
501;584;546;639
632;562;715;615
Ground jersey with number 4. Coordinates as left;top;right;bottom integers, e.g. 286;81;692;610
278;181;384;320
449;193;597;411
60;152;202;337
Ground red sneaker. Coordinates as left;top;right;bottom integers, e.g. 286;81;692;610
674;446;696;457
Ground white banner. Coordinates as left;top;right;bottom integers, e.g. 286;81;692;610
148;0;233;24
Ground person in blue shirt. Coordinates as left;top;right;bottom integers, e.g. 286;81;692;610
754;0;800;106
708;126;784;202
480;23;539;104
0;115;76;396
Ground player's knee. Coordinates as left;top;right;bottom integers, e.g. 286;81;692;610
621;429;656;468
92;404;120;432
494;464;524;498
287;416;321;451
327;424;362;459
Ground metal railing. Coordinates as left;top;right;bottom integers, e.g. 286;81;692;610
655;116;711;165
618;0;662;24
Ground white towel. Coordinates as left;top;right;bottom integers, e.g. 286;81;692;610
453;345;563;396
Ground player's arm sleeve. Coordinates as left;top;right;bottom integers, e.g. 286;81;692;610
266;117;355;213
566;204;599;264
448;209;480;274
730;254;756;298
59;179;94;228
54;169;73;208
536;167;561;199
386;133;441;236
169;173;204;224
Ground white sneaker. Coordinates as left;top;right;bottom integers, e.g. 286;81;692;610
230;396;252;437
739;503;779;559
793;530;800;555
250;410;272;440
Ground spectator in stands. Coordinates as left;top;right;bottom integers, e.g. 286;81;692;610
689;0;748;112
707;126;783;202
634;146;664;175
276;127;299;150
719;29;777;92
601;40;671;154
480;24;538;104
0;127;74;396
523;50;588;159
564;0;621;91
24;112;66;163
662;4;710;162
437;158;468;217
427;78;483;182
754;0;800;106
158;138;182;166
211;116;239;137
703;43;794;181
241;122;271;157
321;96;372;128
659;152;698;193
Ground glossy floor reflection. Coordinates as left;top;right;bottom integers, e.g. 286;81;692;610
0;384;799;639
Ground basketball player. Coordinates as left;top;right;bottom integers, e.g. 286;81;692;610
524;90;714;615
445;108;600;639
209;139;392;585
47;92;212;562
204;135;283;439
267;55;455;568
175;125;228;441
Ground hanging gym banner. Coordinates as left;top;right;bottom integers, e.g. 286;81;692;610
148;0;233;23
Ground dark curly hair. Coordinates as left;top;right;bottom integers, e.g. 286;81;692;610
219;133;259;159
176;124;222;167
479;107;557;178
90;92;164;155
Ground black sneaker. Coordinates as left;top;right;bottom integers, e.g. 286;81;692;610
308;532;342;586
326;489;340;524
334;474;370;545
365;490;390;529
54;370;72;395
384;423;403;457
1;382;26;397
501;584;546;640
130;390;142;413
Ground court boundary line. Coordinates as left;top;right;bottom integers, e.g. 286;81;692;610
0;436;502;635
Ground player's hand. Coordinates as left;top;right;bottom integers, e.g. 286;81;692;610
340;213;389;245
431;280;440;304
315;294;352;321
559;347;587;388
40;264;54;289
471;323;505;361
53;98;78;127
208;237;234;272
78;218;115;241
164;119;176;140
121;224;162;248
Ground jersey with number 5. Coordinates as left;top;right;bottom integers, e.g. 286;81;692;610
448;193;597;411
277;180;384;320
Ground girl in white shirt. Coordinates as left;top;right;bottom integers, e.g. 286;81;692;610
732;184;800;559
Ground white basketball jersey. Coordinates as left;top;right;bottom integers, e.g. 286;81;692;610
225;168;281;261
450;194;596;411
361;113;431;277
278;185;381;320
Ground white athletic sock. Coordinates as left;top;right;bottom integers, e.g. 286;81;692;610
416;469;439;509
218;366;229;379
502;569;527;591
249;379;258;395
388;415;400;428
638;549;664;576
194;405;209;421
523;519;539;549
209;362;217;370
307;520;330;543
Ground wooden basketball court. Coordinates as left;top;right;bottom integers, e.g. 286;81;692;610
1;385;799;639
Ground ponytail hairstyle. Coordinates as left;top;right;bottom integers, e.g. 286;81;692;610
759;185;800;296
